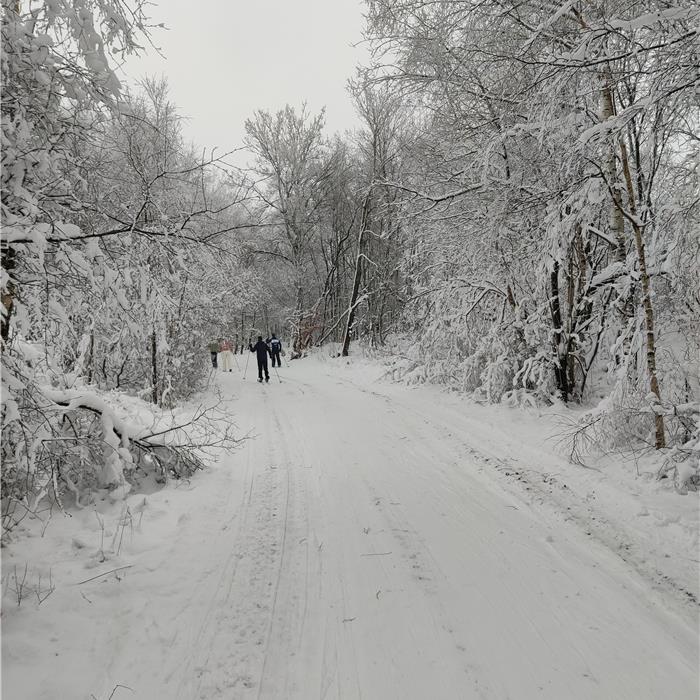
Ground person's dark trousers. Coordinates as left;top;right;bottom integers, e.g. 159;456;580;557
257;358;269;381
271;351;281;367
210;352;218;368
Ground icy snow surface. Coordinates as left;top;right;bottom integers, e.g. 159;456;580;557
2;354;698;699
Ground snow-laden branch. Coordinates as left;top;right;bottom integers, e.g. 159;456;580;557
377;180;481;204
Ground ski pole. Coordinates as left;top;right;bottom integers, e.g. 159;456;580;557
243;345;250;379
272;361;281;383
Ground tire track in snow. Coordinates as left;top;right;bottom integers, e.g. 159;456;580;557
178;455;261;696
254;392;346;699
276;375;478;698
254;408;292;699
147;457;252;696
168;390;293;698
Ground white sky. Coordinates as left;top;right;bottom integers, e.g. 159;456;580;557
122;0;369;160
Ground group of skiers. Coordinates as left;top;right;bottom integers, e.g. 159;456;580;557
208;334;283;383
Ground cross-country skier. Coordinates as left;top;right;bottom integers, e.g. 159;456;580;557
208;339;219;368
219;338;234;372
249;335;270;382
267;333;282;367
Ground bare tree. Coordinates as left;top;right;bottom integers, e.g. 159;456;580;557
244;105;337;354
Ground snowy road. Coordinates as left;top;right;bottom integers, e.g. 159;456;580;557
4;356;698;699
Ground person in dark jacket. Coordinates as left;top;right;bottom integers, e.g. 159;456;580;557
249;335;270;382
268;334;282;367
208;339;220;368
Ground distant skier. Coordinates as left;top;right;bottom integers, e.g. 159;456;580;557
219;338;234;372
249;335;270;383
268;333;282;367
208;339;219;369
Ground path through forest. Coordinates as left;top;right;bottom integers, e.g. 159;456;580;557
3;356;698;700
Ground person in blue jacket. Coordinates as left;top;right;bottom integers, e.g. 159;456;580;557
249;335;270;382
268;334;282;367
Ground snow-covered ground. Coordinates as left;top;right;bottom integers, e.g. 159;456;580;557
2;353;698;699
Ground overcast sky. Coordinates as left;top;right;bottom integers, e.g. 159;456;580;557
122;0;369;160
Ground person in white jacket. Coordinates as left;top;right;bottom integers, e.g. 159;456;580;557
219;338;234;372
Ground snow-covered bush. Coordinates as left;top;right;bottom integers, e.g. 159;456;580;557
0;338;237;535
1;3;249;532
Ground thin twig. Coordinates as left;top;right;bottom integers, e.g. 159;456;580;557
75;565;133;585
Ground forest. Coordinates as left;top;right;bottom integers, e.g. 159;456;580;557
2;0;698;531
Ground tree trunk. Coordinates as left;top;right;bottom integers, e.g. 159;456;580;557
292;283;304;356
1;246;17;344
87;330;94;384
549;260;569;402
150;330;158;405
618;139;666;448
601;76;626;263
341;192;372;357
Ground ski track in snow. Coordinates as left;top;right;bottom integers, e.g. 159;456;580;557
3;357;698;700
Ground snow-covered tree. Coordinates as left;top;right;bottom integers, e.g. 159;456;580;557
243;105;338;354
1;2;246;528
359;0;699;459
